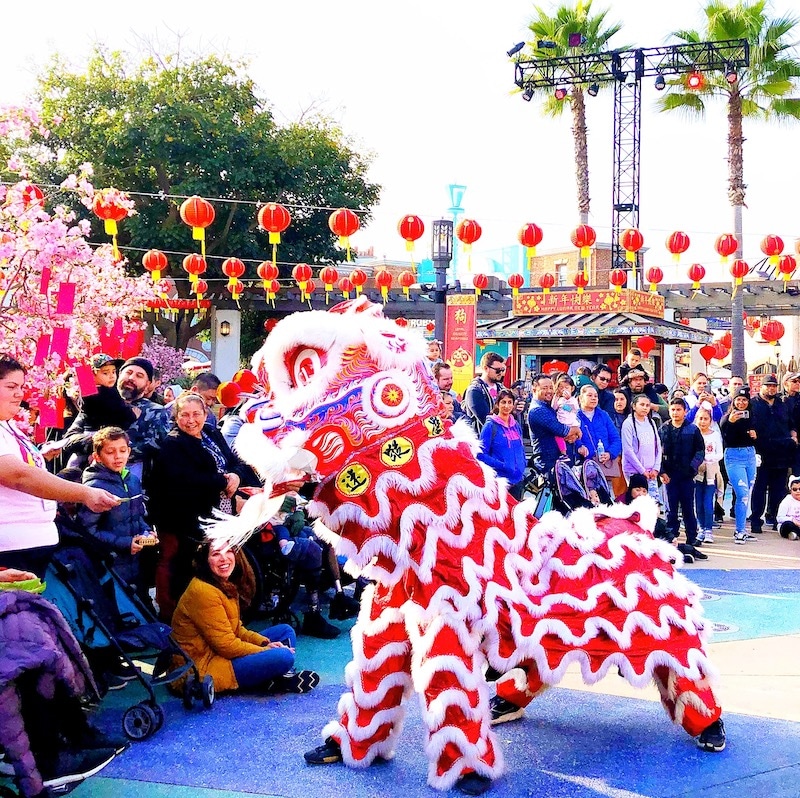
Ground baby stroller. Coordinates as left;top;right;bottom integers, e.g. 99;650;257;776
523;457;613;516
43;546;213;742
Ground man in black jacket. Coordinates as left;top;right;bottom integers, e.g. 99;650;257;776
750;373;798;534
659;398;706;559
463;352;505;433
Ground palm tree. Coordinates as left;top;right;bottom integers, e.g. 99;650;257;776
658;1;800;377
523;0;624;224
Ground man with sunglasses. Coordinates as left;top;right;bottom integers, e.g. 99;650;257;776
463;352;506;433
590;364;616;415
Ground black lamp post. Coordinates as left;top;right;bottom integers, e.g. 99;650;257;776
432;220;453;342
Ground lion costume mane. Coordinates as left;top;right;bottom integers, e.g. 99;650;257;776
214;298;721;791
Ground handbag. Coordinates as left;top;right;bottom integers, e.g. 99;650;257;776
597;454;621;478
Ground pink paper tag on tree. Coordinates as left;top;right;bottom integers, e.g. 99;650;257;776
37;401;59;428
74;364;98;397
40;267;51;295
34;335;51;365
49;327;71;360
55;282;77;315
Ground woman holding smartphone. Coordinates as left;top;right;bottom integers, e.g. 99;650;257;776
720;388;757;544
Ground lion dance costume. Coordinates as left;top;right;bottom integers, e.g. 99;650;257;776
211;298;723;793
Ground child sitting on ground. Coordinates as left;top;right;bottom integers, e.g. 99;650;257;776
77;427;156;598
551;374;579;455
776;475;800;540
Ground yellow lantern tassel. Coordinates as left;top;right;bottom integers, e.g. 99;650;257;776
474;287;481;298
649;282;658;293
769;254;779;267
268;289;276;308
380;285;388;304
614;284;622;294
354;285;362;296
151;270;160;283
577;285;584;295
625;250;635;263
189;273;198;286
512;286;519;297
403;286;410;300
672;253;680;264
580;246;591;258
543;286;550;294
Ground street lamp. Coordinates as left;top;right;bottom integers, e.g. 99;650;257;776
432;220;454;343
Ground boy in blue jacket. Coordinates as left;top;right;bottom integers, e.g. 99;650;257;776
78;427;157;596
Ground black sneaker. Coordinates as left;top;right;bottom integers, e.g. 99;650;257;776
71;724;130;755
302;609;340;639
39;748;116;788
697;718;726;752
489;695;524;725
329;591;360;620
691;546;709;561
102;672;129;691
304;736;343;765
268;669;320;694
457;772;492;795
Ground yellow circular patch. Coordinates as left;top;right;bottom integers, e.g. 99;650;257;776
335;463;371;497
380;436;414;467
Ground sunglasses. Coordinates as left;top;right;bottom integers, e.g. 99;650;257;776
490;366;506;374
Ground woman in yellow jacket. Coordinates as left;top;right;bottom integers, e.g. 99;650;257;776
171;542;319;694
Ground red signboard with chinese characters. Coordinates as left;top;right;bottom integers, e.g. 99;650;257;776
445;294;477;398
512;288;664;318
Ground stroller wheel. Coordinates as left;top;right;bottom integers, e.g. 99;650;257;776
148;701;165;731
122;702;158;741
182;673;197;710
200;674;215;709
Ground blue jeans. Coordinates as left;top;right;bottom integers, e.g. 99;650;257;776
231;624;296;691
694;480;716;532
724;447;756;534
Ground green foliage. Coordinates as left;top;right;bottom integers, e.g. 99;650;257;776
657;0;800;120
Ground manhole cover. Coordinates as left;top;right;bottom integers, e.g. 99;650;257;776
710;621;739;634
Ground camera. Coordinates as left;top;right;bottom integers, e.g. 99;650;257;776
739;410;749;419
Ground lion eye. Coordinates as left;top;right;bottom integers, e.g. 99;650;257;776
286;347;324;388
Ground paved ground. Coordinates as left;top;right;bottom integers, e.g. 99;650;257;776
24;520;800;798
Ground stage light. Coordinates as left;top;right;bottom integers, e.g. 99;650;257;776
507;42;525;57
587;83;599;97
725;64;738;84
536;40;557;50
568;33;587;47
522;86;534;102
554;87;568;100
654;73;666;91
686;71;704;90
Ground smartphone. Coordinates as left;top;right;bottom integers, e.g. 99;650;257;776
739;410;749;419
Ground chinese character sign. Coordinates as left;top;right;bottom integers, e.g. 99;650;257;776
445;294;477;398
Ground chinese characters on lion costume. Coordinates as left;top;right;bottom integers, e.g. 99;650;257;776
208;298;725;795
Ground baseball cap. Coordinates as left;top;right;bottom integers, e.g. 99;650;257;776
785;372;800;382
762;373;778;385
91;353;122;371
626;367;647;381
734;387;750;398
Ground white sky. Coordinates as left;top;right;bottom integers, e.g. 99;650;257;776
2;0;798;280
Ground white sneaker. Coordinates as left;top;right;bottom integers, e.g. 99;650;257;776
703;529;715;544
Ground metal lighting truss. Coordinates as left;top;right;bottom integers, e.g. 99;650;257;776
514;39;750;285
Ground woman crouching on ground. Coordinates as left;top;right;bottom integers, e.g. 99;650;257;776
171;541;319;695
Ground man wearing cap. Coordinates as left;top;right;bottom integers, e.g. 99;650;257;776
620;367;664;417
750;373;798;534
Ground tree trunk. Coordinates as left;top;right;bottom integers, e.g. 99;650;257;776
571;88;590;225
728;90;747;379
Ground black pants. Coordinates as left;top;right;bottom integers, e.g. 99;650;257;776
0;544;58;579
780;521;800;539
750;467;788;532
665;476;698;546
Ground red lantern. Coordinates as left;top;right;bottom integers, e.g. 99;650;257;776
713;341;730;361
456;219;482;270
472;273;489;298
394;317;409;328
619;228;644;264
180;196;215;257
329;208;360;261
338;276;354;299
645;266;663;293
257;202;292;266
398;270;416;300
573;271;589;294
375;269;393;303
257;262;279;305
222;257;246;292
293;263;313;300
350;268;367;296
225;278;244;301
304;278;317;298
92;189;130;260
714;233;738;263
570;224;596;258
182;253;207;286
687;263;705;291
319;266;340;303
397;215;425;268
720;331;732;349
266;279;280;304
518;223;544;269
142;249;168;283
730;259;749;291
760;320;785;345
539;272;555;294
666;231;690;263
507;273;525;297
193;278;208;304
609;268;627;293
699;344;717;364
778;254;797;289
264;318;278;333
636;335;657;357
760;234;784;267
